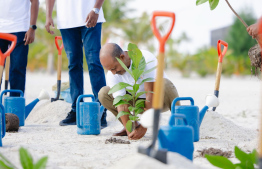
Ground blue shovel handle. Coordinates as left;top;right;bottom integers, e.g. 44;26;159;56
171;97;194;114
76;94;95;128
0;104;5;138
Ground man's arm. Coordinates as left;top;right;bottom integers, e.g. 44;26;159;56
24;0;39;45
85;0;105;28
144;82;154;110
117;104;131;135
45;0;55;34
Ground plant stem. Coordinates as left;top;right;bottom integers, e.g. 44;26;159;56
224;0;259;43
132;81;137;131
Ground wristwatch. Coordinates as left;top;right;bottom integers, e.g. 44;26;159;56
92;8;100;14
30;25;37;30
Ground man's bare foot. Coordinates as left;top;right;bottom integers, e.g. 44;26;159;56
128;124;147;140
112;128;127;136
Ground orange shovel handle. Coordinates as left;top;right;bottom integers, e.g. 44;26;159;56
0;33;17;66
217;40;228;63
151;11;175;53
55;36;64;55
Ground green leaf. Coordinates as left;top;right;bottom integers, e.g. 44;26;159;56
0;153;16;168
114;100;131;107
138;56;146;71
108;82;132;94
205;155;235;169
139;78;154;85
33;156;48;169
133;84;140;93
0;161;13;169
209;0;219;10
126;120;132;132
113;95;133;105
126;89;135;96
141;66;156;76
19;147;34;169
235;146;252;165
135;99;145;108
113;96;123;105
128;43;138;51
128;106;136;113
132;69;144;81
116;111;131;119
129;115;139;121
135;108;144;115
133;49;143;68
249;149;258;164
196;0;208;5
135;91;148;100
116;58;133;77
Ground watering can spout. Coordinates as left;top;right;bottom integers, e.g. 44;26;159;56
199;94;219;125
25;89;50;119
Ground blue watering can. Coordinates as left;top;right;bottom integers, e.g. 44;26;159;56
0;104;5;147
158;114;194;161
0;89;50;126
76;94;104;135
172;96;219;142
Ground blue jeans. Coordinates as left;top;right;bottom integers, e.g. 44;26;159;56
60;23;106;112
0;32;28;96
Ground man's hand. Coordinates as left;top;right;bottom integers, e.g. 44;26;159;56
45;17;55;35
85;11;98;28
128;124;147;140
24;28;35;45
247;23;259;39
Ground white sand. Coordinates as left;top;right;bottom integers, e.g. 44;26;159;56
0;70;260;169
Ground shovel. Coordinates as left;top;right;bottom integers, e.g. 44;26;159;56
212;40;228;111
4;56;10;94
0;33;17;90
51;36;64;102
138;11;175;164
258;17;262;169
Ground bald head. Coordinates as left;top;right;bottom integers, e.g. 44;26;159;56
100;43;129;75
100;43;124;61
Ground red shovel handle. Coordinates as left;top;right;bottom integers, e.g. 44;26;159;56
217;40;228;63
55;36;64;55
151;11;175;53
0;33;17;66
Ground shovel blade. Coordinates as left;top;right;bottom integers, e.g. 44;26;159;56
138;146;167;164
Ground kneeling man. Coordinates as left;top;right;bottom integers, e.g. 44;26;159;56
98;43;180;140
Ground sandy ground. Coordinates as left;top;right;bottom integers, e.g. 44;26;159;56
0;70;260;169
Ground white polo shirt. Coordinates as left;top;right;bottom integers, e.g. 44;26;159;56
56;0;106;29
107;50;168;98
0;0;30;33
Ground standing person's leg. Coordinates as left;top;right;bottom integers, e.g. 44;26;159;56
163;78;180;112
81;23;107;128
59;27;84;126
9;32;28;96
0;37;10;90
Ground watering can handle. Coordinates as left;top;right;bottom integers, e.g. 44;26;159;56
76;94;95;128
0;104;5;138
151;11;175;53
217;40;228;63
171;97;194;114
0;90;24;105
169;114;188;126
0;33;17;65
55;36;64;55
